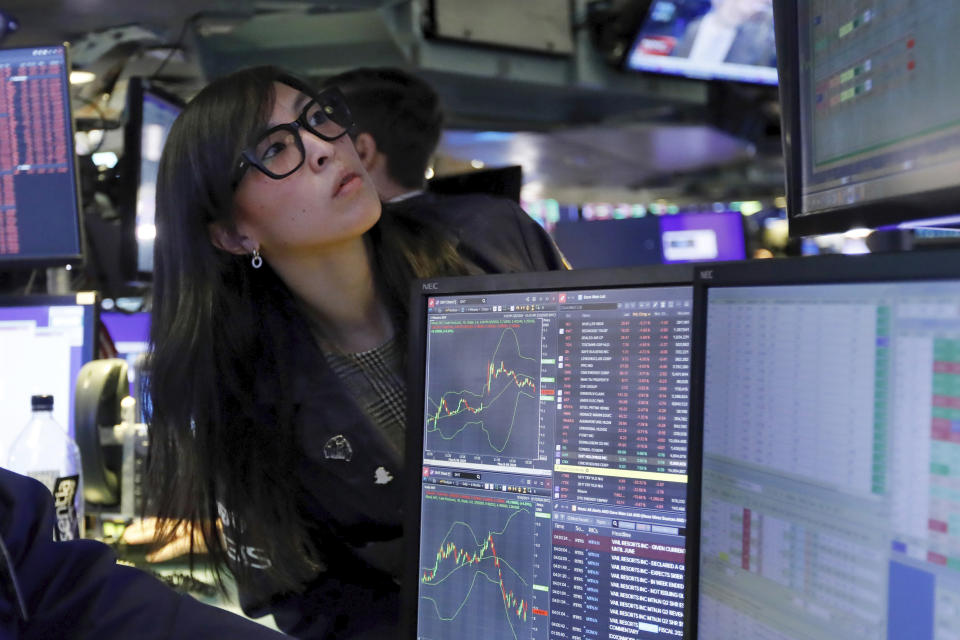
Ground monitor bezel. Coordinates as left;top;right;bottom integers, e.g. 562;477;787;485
402;263;701;639
774;0;960;237
0;44;86;270
687;248;960;637
119;77;184;281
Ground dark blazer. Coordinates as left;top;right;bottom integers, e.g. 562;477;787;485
0;467;285;639
385;191;570;273
234;194;567;638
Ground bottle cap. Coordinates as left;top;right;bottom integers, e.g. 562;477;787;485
31;395;54;410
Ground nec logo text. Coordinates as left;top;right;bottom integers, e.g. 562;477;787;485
422;282;440;290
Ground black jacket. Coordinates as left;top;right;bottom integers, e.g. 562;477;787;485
385;192;569;273
236;194;566;638
0;467;285;639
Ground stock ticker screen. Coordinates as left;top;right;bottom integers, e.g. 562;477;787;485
416;285;693;640
0;46;82;264
797;0;960;215
699;279;960;639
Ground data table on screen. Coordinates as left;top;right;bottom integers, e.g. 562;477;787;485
700;280;960;640
0;47;81;263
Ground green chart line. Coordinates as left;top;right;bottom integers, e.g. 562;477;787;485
420;507;531;640
427;327;539;454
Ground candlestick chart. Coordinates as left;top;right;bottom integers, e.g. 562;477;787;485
425;322;541;458
418;490;535;640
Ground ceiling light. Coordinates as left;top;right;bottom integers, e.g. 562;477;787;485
843;227;873;239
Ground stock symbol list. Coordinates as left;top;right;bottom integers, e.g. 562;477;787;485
419;489;535;640
426;322;541;459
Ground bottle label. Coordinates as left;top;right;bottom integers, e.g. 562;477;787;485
52;475;80;541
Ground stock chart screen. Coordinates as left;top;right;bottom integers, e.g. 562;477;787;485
700;279;960;639
797;0;960;216
0;46;82;265
417;285;692;640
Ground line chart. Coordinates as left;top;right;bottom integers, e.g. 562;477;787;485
425;323;542;458
418;490;535;640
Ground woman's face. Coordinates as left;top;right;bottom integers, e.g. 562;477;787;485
231;82;381;259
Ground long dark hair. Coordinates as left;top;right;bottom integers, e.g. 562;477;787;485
145;65;468;592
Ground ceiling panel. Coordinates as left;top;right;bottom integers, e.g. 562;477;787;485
438;126;755;189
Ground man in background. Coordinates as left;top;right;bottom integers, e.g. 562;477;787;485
322;67;569;272
322;67;440;204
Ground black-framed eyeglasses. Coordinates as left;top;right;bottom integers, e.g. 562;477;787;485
234;87;355;185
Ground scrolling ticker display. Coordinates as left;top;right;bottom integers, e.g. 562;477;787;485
417;285;692;639
0;46;82;266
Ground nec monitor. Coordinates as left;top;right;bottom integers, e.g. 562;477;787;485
0;45;83;268
693;250;960;639
121;78;183;278
0;294;97;463
405;265;697;640
625;0;778;86
775;0;960;236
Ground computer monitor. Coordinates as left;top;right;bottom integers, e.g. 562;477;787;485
0;45;83;268
0;294;97;462
692;250;960;639
625;0;778;86
660;211;746;263
551;218;664;269
100;310;149;394
775;1;960;236
120;78;184;278
405;265;697;639
427;165;523;203
552;212;746;268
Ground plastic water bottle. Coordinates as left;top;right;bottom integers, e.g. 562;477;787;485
7;395;85;540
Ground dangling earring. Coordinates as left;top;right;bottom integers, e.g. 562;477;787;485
251;247;263;269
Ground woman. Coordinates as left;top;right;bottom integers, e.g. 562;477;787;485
145;65;565;639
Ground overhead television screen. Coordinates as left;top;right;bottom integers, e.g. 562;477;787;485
626;0;778;85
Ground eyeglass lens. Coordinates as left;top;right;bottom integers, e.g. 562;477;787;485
253;100;349;177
